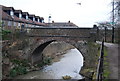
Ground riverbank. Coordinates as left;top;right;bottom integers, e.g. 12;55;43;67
79;42;100;80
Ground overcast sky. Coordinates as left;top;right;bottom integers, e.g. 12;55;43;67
0;0;112;27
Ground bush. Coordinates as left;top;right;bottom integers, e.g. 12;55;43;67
10;69;17;77
43;57;52;65
11;59;30;67
10;66;27;77
10;59;29;77
1;29;12;40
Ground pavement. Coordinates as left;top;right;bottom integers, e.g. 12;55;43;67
96;41;119;80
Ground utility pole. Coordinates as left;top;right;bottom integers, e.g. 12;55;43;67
105;27;107;42
112;0;115;43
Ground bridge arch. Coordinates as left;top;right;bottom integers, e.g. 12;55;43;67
30;38;86;64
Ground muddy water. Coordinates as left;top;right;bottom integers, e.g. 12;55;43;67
15;48;84;79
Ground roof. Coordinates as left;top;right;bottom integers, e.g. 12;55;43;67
21;18;29;23
33;21;45;26
35;16;40;19
27;19;34;24
29;14;35;17
40;17;44;20
2;10;13;21
46;22;78;28
13;15;22;22
2;6;15;11
14;10;22;14
22;12;29;16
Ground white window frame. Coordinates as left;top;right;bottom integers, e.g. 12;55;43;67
33;17;35;21
26;15;28;20
10;11;14;18
19;13;22;19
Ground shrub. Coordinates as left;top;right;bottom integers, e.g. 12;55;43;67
9;66;27;77
10;59;29;77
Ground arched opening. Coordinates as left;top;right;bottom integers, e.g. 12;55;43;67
30;40;84;79
31;40;84;65
31;40;56;64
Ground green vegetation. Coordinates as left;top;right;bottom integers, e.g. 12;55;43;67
43;56;52;65
80;42;101;80
103;47;110;81
10;66;27;77
11;59;30;67
9;59;30;77
0;29;12;40
0;22;11;40
37;56;53;67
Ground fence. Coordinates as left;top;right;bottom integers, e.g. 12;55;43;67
96;39;104;81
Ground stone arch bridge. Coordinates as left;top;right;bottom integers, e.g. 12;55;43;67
23;27;96;64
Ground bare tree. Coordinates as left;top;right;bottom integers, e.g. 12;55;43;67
114;0;120;27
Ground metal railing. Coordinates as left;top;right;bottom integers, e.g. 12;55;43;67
96;39;104;81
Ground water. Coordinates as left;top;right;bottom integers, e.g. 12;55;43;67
15;48;84;79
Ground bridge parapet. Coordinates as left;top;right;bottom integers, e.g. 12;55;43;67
27;28;92;39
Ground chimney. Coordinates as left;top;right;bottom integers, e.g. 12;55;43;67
68;21;70;23
52;21;54;23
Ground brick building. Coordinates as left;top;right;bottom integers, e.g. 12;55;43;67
0;5;45;31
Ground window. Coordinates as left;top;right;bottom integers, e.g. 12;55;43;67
42;20;44;23
14;22;16;27
26;15;28;20
18;23;21;27
8;21;12;26
33;17;35;21
38;19;40;22
10;11;14;17
19;13;22;19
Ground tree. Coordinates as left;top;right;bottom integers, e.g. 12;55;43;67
97;21;112;29
113;0;120;27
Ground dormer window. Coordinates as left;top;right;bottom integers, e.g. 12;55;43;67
19;13;22;19
33;17;35;21
26;15;28;20
38;18;40;22
10;10;14;17
42;20;44;23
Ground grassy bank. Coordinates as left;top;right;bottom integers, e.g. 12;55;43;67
80;41;110;80
80;42;101;80
103;47;110;81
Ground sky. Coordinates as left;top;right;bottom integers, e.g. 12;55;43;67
0;0;112;27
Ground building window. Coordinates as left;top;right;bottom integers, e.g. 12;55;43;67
18;23;21;27
14;22;16;27
38;19;40;22
26;15;28;20
33;17;35;21
8;21;12;26
42;20;44;23
19;14;22;19
10;11;14;17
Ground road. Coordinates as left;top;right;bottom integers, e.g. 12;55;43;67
104;43;119;79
